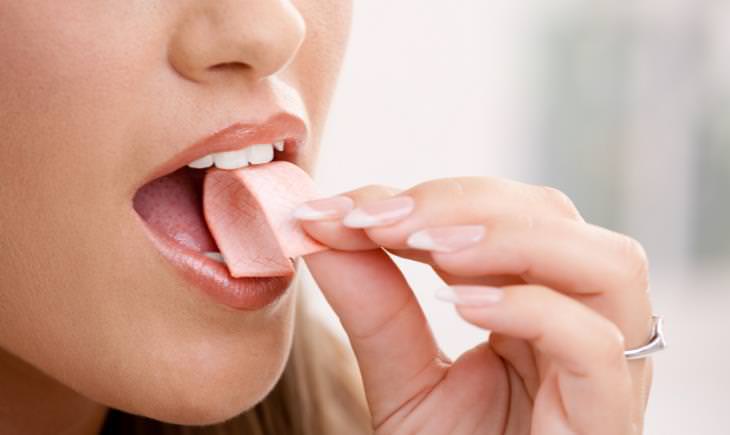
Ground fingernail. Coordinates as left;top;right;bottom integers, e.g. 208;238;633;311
434;286;503;307
293;196;354;221
343;196;415;228
407;225;485;253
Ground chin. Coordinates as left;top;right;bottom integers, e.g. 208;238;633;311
107;339;292;426
143;379;279;426
70;286;298;427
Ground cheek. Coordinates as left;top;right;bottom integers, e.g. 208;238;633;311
0;2;165;286
286;0;353;169
0;1;165;374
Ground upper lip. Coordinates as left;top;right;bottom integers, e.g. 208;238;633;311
138;112;308;188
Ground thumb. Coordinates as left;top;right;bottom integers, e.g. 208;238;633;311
304;249;447;426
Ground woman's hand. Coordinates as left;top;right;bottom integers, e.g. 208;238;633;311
297;176;654;435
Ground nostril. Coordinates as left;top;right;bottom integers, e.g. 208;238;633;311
209;62;251;73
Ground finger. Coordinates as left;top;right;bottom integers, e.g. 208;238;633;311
417;216;652;349
297;177;583;252
441;284;633;435
304;249;449;427
424;217;654;429
358;178;582;250
296;184;398;251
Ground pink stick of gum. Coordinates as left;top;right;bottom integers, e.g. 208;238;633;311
203;161;327;277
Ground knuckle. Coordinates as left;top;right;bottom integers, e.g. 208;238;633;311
442;177;470;197
539;185;582;220
493;213;537;235
417;177;472;199
418;176;503;199
468;176;506;193
350;184;401;201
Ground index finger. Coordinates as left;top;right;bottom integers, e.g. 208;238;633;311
296;176;581;254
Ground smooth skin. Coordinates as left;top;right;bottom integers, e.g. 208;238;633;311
0;1;351;434
300;178;653;434
0;0;652;434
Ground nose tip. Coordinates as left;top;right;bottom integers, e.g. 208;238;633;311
169;0;306;84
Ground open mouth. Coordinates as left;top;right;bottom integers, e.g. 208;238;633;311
130;115;319;311
133;141;289;266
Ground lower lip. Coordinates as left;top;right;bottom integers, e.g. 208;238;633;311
136;216;294;311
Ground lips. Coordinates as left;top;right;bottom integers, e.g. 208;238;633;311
132;113;326;311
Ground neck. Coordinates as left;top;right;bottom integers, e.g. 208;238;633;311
0;347;108;435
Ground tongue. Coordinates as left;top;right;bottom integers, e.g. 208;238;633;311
203;161;327;278
133;169;218;252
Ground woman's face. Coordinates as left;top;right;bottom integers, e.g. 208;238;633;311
0;0;351;425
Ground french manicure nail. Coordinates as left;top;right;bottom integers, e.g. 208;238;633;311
434;285;503;307
343;196;415;228
293;196;354;221
407;225;485;253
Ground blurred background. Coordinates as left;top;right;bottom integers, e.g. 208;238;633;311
301;1;730;433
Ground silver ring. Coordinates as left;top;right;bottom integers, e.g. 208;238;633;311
624;316;666;360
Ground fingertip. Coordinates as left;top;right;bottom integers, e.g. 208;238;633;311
299;219;378;251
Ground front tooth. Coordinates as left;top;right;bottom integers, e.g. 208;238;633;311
188;154;214;169
247;144;274;165
273;140;285;152
204;252;225;263
213;149;249;170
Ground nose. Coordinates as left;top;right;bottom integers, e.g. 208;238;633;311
169;0;306;83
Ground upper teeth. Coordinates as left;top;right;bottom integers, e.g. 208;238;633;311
188;141;284;170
